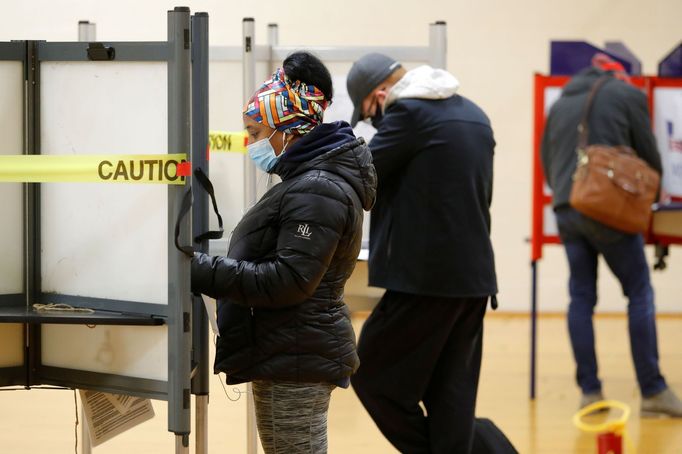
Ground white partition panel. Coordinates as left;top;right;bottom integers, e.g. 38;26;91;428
209;60;270;233
0;61;24;295
537;86;564;237
208;60;245;234
0;61;25;369
39;61;169;376
40;62;168;304
41;324;167;380
0;324;23;368
653;87;682;197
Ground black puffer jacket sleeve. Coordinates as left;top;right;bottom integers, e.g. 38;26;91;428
191;176;348;308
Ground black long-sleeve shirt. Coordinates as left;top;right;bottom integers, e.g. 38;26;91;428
367;96;498;298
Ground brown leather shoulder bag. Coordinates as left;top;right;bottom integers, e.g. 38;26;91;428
569;77;660;234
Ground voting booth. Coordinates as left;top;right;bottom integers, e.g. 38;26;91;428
1;12;447;451
0;8;212;453
528;41;682;399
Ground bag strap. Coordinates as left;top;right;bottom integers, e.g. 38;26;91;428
174;167;225;258
193;167;224;243
175;187;195;258
577;76;611;153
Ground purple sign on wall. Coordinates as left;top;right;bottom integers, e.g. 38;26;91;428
659;42;682;77
550;41;633;76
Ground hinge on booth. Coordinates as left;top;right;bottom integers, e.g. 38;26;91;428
183;311;190;332
183;388;190;409
87;43;115;61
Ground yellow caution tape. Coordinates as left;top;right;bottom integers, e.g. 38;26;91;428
0;154;189;185
573;400;635;453
209;130;248;153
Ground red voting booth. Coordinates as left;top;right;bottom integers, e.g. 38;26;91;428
529;73;682;399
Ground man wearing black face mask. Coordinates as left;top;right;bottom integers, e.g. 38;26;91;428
347;54;499;453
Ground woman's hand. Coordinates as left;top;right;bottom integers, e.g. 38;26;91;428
191;252;212;296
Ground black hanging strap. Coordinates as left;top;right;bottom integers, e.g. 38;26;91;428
174;167;225;258
193;167;224;243
175;188;195;258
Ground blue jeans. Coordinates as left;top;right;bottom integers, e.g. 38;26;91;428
555;207;667;397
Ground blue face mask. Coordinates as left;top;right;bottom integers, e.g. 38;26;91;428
248;130;282;173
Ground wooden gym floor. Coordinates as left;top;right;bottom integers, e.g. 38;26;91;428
1;313;680;453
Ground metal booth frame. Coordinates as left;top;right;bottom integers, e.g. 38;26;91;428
0;7;211;454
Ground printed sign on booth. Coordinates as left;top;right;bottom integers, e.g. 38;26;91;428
654;87;682;197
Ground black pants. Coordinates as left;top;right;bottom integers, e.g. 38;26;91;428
352;291;487;454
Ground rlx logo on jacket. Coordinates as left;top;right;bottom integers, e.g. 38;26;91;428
295;224;312;240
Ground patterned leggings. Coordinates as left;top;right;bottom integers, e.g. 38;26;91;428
251;381;335;454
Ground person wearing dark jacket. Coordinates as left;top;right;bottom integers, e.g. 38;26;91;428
541;55;682;417
191;52;377;453
346;53;497;454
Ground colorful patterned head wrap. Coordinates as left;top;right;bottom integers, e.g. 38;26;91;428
244;68;329;136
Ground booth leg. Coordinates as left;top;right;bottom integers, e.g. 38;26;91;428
196;395;209;454
530;260;538;400
175;434;189;454
247;382;258;454
81;405;92;454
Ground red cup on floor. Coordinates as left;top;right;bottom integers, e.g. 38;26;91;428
597;431;622;454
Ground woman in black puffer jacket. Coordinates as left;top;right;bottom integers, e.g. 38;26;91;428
191;52;376;453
